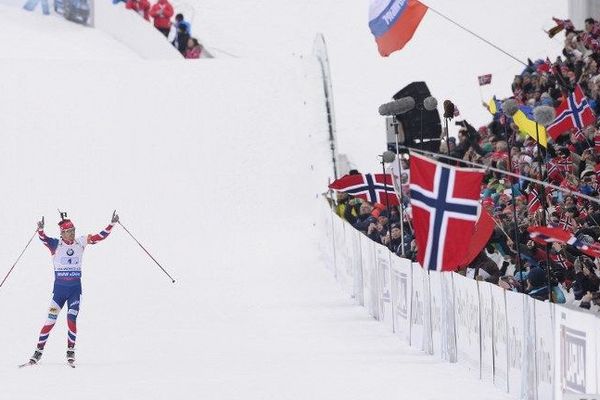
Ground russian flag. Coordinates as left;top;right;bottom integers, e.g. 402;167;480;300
369;0;428;57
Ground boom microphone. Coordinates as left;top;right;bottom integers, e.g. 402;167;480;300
423;96;438;111
378;96;416;116
502;98;519;117
382;151;396;163
533;105;556;127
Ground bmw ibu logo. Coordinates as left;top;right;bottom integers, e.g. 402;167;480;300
67;249;74;256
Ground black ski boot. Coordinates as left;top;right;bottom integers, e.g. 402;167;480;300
66;348;75;367
30;349;43;364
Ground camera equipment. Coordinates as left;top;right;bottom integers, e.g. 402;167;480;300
383;82;442;154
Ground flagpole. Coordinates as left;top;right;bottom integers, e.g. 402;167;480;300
393;123;407;257
423;4;528;67
381;155;394;253
504;121;525;284
535;121;554;303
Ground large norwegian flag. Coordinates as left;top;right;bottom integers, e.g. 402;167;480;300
528;226;600;258
409;153;484;271
547;85;596;140
329;173;400;206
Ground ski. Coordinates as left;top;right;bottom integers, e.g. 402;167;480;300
67;361;76;369
18;361;36;368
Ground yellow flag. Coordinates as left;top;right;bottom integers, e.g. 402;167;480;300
512;109;547;147
488;97;498;115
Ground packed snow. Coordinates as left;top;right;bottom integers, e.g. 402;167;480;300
0;1;569;399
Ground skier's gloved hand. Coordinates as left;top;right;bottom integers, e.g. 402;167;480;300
37;217;44;230
111;211;119;224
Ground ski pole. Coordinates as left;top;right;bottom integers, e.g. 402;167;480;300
117;221;176;283
0;229;37;289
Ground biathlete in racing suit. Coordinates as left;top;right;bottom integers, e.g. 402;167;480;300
28;212;119;365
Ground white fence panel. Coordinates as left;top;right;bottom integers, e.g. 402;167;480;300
347;227;364;305
422;269;433;354
333;216;352;295
479;281;494;382
390;256;412;343
535;301;554;400
453;273;481;377
441;272;457;362
491;284;509;392
322;202;335;275
429;271;443;357
375;243;393;331
523;295;537;400
360;234;378;320
411;263;426;350
506;290;525;398
554;306;598;398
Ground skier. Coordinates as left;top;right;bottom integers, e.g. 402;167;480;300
24;212;119;367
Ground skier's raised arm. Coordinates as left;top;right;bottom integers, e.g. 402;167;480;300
37;217;58;254
86;212;119;245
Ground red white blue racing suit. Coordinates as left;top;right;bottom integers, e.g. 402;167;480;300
36;224;114;350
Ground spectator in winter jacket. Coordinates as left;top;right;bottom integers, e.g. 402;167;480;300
174;13;191;34
572;257;600;300
185;38;203;59
526;267;550;301
150;0;174;37
126;0;150;20
174;25;190;55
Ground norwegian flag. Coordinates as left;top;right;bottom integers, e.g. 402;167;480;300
329;173;400;206
478;74;492;86
547;159;563;182
527;188;541;213
547;85;596;140
409;153;483;271
574;129;587;142
551;252;573;270
528;226;600;258
558;214;577;232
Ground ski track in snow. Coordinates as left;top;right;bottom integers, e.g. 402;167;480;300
0;2;564;398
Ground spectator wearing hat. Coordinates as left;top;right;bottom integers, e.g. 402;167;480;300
526;267;551;301
150;0;174;37
173;13;191;54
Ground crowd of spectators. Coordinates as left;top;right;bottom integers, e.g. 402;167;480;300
120;0;203;59
331;16;600;312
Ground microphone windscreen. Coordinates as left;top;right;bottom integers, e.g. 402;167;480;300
382;151;396;163
378;96;416;116
502;98;519;117
423;96;438;111
533;105;556;126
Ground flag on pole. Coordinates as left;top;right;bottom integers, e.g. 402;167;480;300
487;96;502;115
513;105;547;147
528;226;600;258
369;0;428;57
459;208;495;266
409;153;484;271
478;74;492;86
329;173;400;206
527;188;541;214
546;85;596;140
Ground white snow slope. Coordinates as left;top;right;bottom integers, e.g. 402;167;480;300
0;3;564;399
